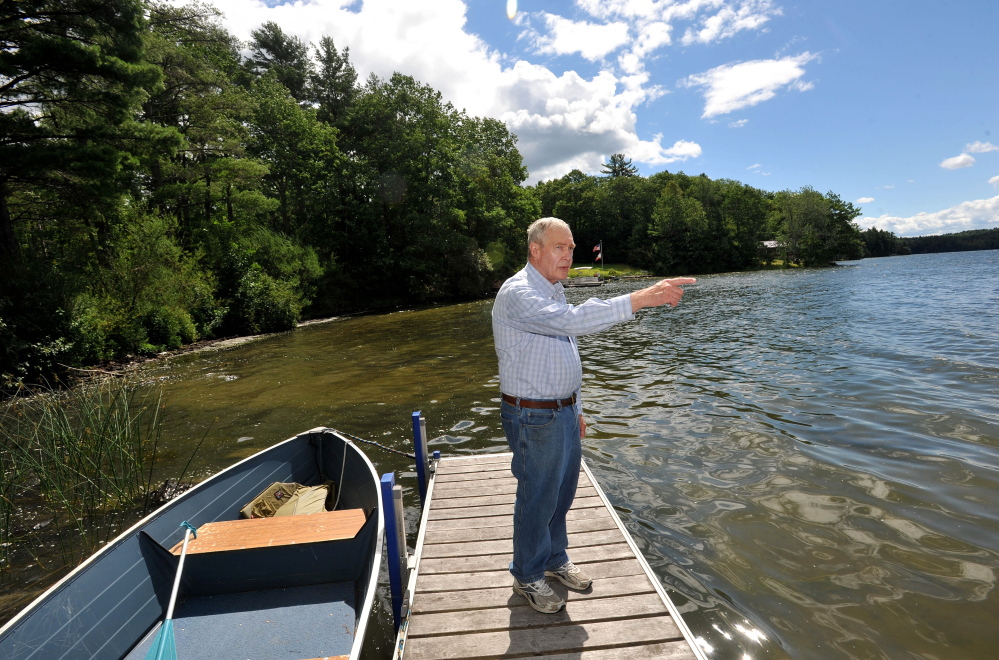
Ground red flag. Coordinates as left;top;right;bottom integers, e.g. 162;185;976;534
594;252;602;261
592;244;600;252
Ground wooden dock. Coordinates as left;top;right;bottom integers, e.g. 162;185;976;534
394;453;706;659
563;276;603;287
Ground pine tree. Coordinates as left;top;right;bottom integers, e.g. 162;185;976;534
310;37;358;126
0;0;166;265
600;153;638;177
245;22;312;103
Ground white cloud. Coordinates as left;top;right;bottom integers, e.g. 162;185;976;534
966;141;999;154
940;153;976;169
680;0;781;45
661;139;704;161
729;118;749;128
191;0;701;184
747;163;761;170
990;175;999;188
681;52;818;117
498;65;701;182
856;197;875;204
551;1;778;77
859;196;999;236
531;14;631;61
632;20;673;58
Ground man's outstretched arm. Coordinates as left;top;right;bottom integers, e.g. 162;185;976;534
630;277;697;313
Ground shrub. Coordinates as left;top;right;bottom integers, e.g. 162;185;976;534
141;306;197;352
66;213;220;358
228;266;302;334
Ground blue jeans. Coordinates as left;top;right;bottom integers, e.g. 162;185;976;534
501;399;581;584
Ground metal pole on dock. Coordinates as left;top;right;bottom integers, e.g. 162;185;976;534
412;411;429;507
380;472;406;631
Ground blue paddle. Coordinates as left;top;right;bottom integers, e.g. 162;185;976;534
145;521;197;660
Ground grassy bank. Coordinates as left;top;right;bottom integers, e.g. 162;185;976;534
568;263;651;278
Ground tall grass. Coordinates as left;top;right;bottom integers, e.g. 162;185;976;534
0;379;173;572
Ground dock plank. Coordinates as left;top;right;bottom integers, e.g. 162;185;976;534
424;506;611;532
421;515;616;544
434;469;516;483
416;556;646;589
403;616;683;660
531;642;701;660
433;474;592;496
429;486;597;509
427;495;604;520
407;593;669;637
421;528;624;559
411;573;657;614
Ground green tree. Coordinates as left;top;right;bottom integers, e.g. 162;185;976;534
245;21;312;103
310;36;358;126
718;180;769;270
770;188;863;266
143;2;269;246
0;0;180;385
904;228;999;254
601;153;639;177
0;0;169;265
825;192;865;261
248;73;342;236
593;175;656;267
344;73;473;299
649;181;708;274
863;226;902;257
454;116;536;278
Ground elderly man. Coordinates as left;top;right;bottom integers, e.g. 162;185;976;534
492;217;695;614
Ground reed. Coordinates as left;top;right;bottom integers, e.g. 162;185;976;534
0;379;174;571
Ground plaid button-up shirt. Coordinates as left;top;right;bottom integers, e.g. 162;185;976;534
492;262;635;414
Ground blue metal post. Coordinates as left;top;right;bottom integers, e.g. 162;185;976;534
380;473;403;630
412;411;428;507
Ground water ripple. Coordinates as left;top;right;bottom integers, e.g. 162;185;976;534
570;252;999;659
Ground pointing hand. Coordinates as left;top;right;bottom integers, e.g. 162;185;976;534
630;277;697;312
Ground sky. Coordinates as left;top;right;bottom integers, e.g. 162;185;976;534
194;0;998;237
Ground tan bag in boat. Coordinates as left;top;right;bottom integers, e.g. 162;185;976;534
239;481;330;518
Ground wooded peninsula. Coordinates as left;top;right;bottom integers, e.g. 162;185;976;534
1;1;979;391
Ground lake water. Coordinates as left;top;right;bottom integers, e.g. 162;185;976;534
14;250;998;659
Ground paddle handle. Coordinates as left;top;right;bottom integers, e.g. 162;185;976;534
165;527;192;621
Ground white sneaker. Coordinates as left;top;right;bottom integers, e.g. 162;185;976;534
545;561;592;590
513;578;565;613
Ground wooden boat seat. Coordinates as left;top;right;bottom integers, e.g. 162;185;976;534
169;509;366;555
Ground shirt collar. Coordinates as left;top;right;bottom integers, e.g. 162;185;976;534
525;262;564;299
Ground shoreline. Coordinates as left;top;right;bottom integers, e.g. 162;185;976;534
59;315;346;382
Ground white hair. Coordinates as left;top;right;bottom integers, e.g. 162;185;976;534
527;217;570;249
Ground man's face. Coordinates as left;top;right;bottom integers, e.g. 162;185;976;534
529;226;575;283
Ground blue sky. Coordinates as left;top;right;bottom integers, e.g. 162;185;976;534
199;0;998;236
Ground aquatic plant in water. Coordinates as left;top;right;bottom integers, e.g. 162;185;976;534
0;379;197;575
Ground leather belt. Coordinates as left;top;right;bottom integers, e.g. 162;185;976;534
501;393;576;409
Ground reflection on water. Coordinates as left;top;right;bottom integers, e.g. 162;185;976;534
43;250;999;659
